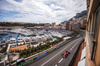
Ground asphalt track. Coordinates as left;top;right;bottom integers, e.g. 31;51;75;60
29;37;83;66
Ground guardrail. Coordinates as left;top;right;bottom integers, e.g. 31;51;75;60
69;38;84;66
25;47;53;60
12;37;81;66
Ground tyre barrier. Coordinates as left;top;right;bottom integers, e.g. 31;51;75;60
17;37;81;66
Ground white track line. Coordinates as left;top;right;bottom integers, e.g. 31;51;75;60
58;58;63;63
41;38;81;66
69;39;81;51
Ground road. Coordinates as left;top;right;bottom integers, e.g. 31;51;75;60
29;37;83;66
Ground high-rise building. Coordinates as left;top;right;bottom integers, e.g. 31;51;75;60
66;21;80;31
52;22;56;28
72;22;80;31
69;21;73;30
60;22;66;30
66;21;70;30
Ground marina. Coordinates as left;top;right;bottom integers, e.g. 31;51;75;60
0;28;72;47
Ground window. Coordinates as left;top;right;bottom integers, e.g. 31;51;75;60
89;17;92;32
91;3;100;61
93;7;100;40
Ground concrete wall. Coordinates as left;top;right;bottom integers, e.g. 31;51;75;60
86;0;100;66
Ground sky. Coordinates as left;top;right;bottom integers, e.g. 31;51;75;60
0;0;86;24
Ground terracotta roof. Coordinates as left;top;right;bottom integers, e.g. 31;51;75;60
9;45;28;52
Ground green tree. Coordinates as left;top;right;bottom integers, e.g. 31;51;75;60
0;44;8;53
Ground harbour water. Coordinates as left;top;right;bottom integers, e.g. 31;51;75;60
0;33;25;41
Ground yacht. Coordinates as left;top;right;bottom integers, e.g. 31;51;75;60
23;37;31;42
10;38;16;44
17;36;24;45
31;37;36;41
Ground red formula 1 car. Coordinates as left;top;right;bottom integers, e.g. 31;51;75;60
62;51;70;58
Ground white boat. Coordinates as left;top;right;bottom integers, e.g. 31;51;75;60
31;37;37;41
10;38;16;44
17;36;24;45
23;37;31;42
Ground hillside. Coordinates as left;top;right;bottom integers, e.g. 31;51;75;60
69;10;87;21
0;22;45;27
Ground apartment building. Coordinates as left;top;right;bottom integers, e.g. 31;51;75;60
85;0;100;66
52;22;56;29
66;21;70;30
72;22;80;31
60;22;66;30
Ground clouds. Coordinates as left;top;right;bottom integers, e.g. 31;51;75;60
0;0;86;24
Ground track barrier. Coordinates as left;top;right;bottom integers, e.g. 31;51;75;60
16;37;81;66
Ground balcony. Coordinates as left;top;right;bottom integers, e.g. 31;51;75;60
85;31;95;66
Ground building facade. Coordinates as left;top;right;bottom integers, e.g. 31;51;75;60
65;21;80;31
44;23;50;29
69;21;73;30
66;21;70;30
85;0;100;66
72;22;80;31
56;26;61;29
52;22;56;28
60;22;66;30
